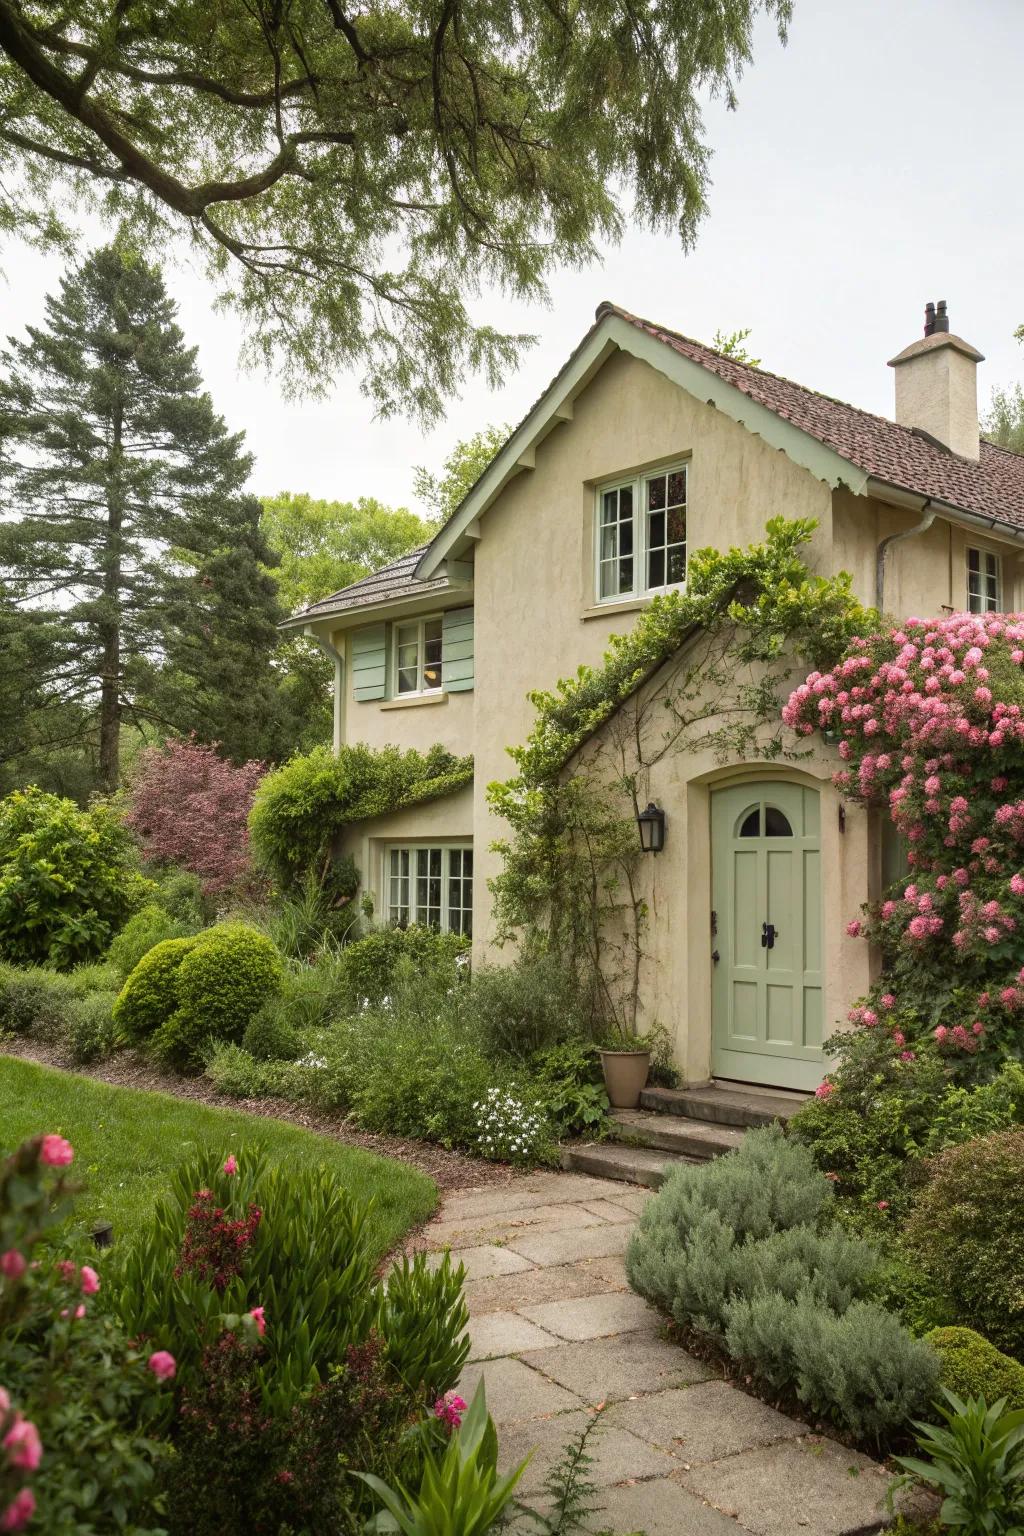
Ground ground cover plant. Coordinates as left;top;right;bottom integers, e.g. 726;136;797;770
0;1056;435;1251
626;1127;938;1443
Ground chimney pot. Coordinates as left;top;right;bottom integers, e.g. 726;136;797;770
888;302;984;459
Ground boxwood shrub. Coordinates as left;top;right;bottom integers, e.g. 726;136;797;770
926;1327;1024;1411
113;924;284;1072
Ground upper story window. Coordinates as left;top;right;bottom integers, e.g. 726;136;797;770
596;464;687;603
394;615;443;694
967;548;1001;613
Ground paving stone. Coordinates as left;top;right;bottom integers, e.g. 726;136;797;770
506;1222;633;1268
519;1289;659;1341
585;1477;750;1536
429;1244;533;1280
458;1356;583;1422
467;1311;561;1360
674;1437;906;1535
578;1198;637;1224
419;1202;606;1251
498;1409;677;1497
463;1261;625;1316
606;1187;655;1216
442;1174;630;1223
521;1330;712;1404
605;1381;806;1463
582;1253;631;1289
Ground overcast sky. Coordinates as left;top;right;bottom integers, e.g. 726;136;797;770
1;0;1021;514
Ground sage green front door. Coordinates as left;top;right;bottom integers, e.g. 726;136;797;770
711;782;824;1091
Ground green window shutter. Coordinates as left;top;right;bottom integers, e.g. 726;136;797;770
442;607;474;693
351;622;387;701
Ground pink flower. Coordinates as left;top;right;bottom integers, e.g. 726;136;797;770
0;1388;9;1417
0;1489;36;1533
814;1081;836;1099
39;1135;73;1168
3;1417;42;1472
79;1266;100;1296
877;1201;890;1211
148;1351;177;1382
891;1031;906;1047
0;1252;26;1281
861;1009;878;1027
249;1306;266;1337
222;1155;238;1176
934;1025;949;1043
900;1051;916;1062
880;993;896;1011
972;1020;985;1036
845;920;862;938
433;1391;468;1430
59;1305;86;1320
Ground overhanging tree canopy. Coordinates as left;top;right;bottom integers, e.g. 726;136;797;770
0;0;790;417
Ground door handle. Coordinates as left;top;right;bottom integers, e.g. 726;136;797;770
712;949;720;965
761;922;777;950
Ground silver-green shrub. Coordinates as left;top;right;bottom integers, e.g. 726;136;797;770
626;1126;937;1441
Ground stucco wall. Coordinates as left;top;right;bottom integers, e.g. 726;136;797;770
338;785;474;924
470;347;834;956
337;623;477;758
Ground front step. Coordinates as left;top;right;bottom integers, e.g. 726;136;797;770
610;1108;745;1160
561;1141;695;1189
640;1081;808;1129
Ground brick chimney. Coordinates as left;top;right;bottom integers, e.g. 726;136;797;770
887;300;984;460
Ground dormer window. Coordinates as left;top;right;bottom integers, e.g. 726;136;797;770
967;548;1000;613
596;463;687;602
395;615;444;694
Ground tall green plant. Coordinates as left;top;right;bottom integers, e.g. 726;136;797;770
895;1391;1024;1535
357;1381;528;1536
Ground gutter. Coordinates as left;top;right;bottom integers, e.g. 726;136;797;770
868;477;1024;611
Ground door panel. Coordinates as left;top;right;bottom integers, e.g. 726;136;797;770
711;782;825;1091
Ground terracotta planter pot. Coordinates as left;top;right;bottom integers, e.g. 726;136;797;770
599;1049;651;1110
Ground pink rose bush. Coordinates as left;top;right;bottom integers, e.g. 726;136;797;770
785;611;1024;1074
0;1136;174;1532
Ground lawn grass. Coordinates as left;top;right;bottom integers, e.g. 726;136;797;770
0;1056;437;1259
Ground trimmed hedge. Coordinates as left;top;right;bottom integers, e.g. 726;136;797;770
927;1327;1024;1412
108;903;197;981
113;924;284;1072
337;925;469;1008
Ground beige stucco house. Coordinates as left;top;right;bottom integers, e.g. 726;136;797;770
284;300;1024;1092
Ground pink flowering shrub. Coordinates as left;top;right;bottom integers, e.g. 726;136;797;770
125;739;266;897
0;1136;172;1534
786;612;1024;1072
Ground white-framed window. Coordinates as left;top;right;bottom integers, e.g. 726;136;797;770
595;463;688;602
393;615;444;695
385;845;473;936
967;548;1001;613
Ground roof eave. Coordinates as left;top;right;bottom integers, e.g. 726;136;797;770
865;477;1024;545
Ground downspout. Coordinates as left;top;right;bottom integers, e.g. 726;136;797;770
307;626;345;755
875;500;935;612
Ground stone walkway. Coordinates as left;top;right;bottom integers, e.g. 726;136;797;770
411;1170;919;1536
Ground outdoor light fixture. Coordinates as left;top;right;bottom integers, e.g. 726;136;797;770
637;801;666;854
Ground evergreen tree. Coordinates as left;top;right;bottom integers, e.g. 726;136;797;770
0;239;284;790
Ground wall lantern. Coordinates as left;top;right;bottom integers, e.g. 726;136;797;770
637;801;666;854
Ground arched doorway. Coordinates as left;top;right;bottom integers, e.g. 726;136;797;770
710;781;824;1090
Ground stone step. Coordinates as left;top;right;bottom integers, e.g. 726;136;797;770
560;1141;695;1190
610;1108;745;1160
640;1081;809;1129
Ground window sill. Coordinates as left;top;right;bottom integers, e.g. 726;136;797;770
580;597;651;622
380;691;449;711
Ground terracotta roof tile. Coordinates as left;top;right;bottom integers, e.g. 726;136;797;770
608;304;1024;531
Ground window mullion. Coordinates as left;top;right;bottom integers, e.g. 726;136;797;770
634;476;644;597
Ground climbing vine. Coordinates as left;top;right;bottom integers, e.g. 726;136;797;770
249;743;473;890
488;518;872;1035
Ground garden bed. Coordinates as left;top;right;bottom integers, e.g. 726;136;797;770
0;1036;522;1196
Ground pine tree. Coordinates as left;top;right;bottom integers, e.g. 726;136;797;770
0;239;285;790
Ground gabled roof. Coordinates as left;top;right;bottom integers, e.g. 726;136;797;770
418;302;1024;580
282;545;451;628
